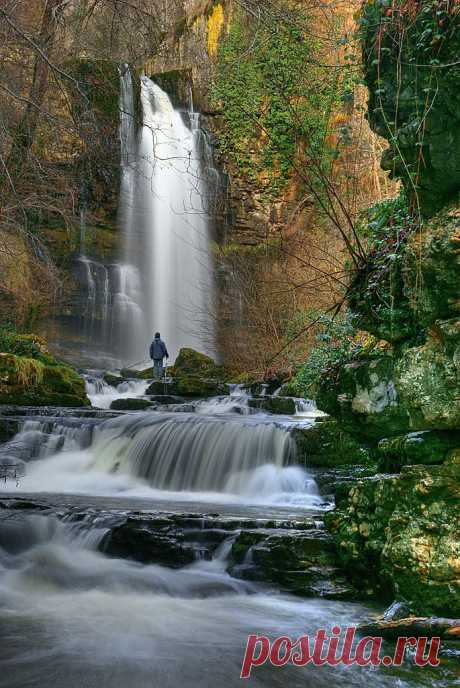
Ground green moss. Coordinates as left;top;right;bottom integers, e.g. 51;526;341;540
326;457;460;615
0;331;89;407
210;6;339;197
349;194;421;343
293;420;373;468
378;430;460;471
359;0;460;216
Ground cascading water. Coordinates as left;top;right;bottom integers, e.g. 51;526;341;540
113;71;216;365
8;412;321;507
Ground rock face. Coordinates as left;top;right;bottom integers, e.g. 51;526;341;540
320;0;460;617
325;453;460;616
361;0;460;216
0;335;89;407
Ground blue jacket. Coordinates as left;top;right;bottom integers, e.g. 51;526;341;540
150;338;168;360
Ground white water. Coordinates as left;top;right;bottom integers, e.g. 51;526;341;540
85;375;150;409
114;71;215;364
7;412;322;508
0;512;434;688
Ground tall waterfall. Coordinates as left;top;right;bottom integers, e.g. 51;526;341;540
115;71;215;364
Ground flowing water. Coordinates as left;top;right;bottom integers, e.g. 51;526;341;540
0;401;457;686
53;69;217;368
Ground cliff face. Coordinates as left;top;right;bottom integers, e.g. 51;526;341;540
323;0;460;615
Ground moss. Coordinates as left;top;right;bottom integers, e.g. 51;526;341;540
326;458;460;615
378;430;460;471
0;333;89;407
293;421;373;468
172;347;225;378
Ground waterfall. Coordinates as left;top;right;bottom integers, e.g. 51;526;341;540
10;412;321;506
63;68;216;367
113;71;215;365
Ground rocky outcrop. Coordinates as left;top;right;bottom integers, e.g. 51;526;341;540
325;453;460;616
0;334;89;408
320;0;460;617
361;0;460;217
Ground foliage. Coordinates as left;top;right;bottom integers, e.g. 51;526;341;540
0;325;56;365
348;192;421;342
358;0;460;215
210;7;340;197
286;311;358;398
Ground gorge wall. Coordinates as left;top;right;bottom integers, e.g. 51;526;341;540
321;0;460;617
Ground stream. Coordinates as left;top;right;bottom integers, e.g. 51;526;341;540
0;378;457;687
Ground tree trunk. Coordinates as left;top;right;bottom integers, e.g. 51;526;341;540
7;0;65;175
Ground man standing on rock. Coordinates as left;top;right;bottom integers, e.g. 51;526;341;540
149;332;169;379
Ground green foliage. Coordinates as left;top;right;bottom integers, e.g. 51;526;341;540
0;326;56;366
286;311;358;398
210;9;339;196
349;192;421;343
358;0;460;215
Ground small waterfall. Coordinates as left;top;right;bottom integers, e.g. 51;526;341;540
10;411;322;506
85;374;149;409
91;414;298;493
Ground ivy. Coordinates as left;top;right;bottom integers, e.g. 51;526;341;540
210;8;340;197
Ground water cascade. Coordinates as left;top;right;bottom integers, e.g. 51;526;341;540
62;68;217;367
9;412;321;506
113;71;216;364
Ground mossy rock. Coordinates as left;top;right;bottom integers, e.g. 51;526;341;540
172;348;226;379
316;353;411;442
172;376;228;398
378;430;460;472
326;456;460;615
120;367;153;380
103;373;125;387
0;346;89;408
248;397;296;415
292;421;372;468
109;398;153;411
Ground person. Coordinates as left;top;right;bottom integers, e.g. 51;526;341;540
149;332;169;379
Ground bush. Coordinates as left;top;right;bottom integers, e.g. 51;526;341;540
286;312;358;398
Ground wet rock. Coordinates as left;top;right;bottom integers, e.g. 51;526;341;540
120;367;152;379
292;421;372;467
383;601;412;622
378;430;460;471
109;398;154;411
229;528;358;600
100;518;197;567
248;396;295;415
148;395;186;404
103;373;125;387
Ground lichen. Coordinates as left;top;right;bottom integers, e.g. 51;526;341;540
207;3;224;56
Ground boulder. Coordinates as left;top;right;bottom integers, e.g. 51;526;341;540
0;352;89;407
103;373;125;387
172;348;224;378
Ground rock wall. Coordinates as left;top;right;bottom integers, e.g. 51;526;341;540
322;0;460;615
